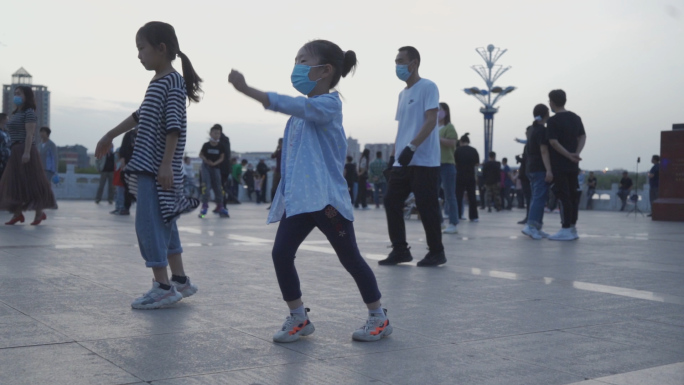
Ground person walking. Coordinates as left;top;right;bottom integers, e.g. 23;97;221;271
546;89;586;241
38;127;58;185
343;155;357;204
95;21;201;309
617;171;633;212
256;159;269;204
522;104;553;240
228;39;392;342
355;149;370;209
369;151;387;208
586;171;597;210
501;157;514;210
437;102;459;234
198;125;229;218
270;138;282;206
380;46;446;267
118;128;137;215
647;155;660;217
95;144;116;204
454;133;480;222
482;152;502;212
0;86;56;225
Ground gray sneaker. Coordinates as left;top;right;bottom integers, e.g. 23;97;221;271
522;225;542;240
171;276;198;298
352;309;393;342
273;309;315;343
131;281;183;310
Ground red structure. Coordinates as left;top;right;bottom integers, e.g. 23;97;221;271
652;126;684;221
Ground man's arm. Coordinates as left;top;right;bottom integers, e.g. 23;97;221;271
549;139;581;163
576;135;586;155
410;109;438;148
541;144;554;182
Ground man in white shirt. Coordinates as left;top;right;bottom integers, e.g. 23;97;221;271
379;46;446;267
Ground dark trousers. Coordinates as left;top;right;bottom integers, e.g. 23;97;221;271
123;177;135;210
456;175;479;220
649;187;658;211
272;207;381;304
271;172;281;202
384;167;443;253
586;188;595;209
551;171;579;228
618;189;630;210
355;176;368;208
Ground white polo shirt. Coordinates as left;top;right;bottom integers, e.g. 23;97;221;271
393;78;440;167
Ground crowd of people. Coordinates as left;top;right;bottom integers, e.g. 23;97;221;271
0;21;664;346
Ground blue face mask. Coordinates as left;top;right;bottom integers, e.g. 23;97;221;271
291;64;324;95
396;64;411;81
13;96;23;106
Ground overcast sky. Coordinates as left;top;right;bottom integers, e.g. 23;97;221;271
1;0;682;171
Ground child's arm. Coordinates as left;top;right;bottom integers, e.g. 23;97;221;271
228;70;270;107
158;132;180;190
228;70;339;124
96;115;137;159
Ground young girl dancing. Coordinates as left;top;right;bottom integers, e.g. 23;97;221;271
95;21;200;309
228;40;392;342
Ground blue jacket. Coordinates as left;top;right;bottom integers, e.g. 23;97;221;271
266;92;353;224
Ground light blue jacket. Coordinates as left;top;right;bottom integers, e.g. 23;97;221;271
266;91;353;224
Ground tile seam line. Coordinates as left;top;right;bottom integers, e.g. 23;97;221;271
74;340;146;383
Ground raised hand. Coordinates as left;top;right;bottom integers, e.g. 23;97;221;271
228;70;247;92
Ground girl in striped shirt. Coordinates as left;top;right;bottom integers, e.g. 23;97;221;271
95;22;201;310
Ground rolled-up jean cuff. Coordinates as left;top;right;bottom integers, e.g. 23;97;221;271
167;247;183;255
145;260;169;268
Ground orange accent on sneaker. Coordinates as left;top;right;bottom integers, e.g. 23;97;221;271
288;320;309;335
370;320;389;336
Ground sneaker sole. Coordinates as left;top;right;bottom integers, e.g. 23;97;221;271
131;293;182;310
521;230;542;240
417;258;447;267
273;322;315;343
352;324;393;342
378;257;413;265
177;285;198;298
442;229;458;234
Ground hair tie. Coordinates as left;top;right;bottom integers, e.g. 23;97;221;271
534;116;542;121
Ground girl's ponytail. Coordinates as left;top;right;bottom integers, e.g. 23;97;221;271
341;50;357;78
177;51;202;103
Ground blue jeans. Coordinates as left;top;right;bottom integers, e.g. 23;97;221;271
135;175;183;268
527;172;549;230
272;206;381;304
440;164;459;225
373;182;386;207
115;185;125;211
200;164;223;206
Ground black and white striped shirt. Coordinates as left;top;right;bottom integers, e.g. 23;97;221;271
125;72;199;222
7;109;36;145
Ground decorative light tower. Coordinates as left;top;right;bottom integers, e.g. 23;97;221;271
463;44;515;159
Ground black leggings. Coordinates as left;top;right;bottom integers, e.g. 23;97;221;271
272;206;381;304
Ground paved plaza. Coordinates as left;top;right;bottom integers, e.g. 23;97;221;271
0;201;683;385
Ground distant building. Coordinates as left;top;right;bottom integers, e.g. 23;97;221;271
347;136;360;162
58;145;89;169
2;68;50;128
364;143;395;162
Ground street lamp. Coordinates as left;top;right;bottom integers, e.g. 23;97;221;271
463;44;516;158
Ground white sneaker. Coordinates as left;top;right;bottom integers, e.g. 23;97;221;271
471;218;479;223
171;276;198;298
443;224;458;234
522;225;542;240
570;226;579;240
352;310;393;342
549;228;576;241
131;281;183;310
538;229;550;239
273;309;315;343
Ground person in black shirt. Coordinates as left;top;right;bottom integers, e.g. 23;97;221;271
586;172;597;209
454;133;480;221
617;171;633;211
343;156;358;204
117;128;137;215
95;144;116;204
256;159;270;204
522;104;554;240
545;89;586;241
648;155;660;216
482;151;502;212
516;125;532;224
199;125;228;217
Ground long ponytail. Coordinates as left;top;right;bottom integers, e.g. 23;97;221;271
137;21;203;104
177;51;202;103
